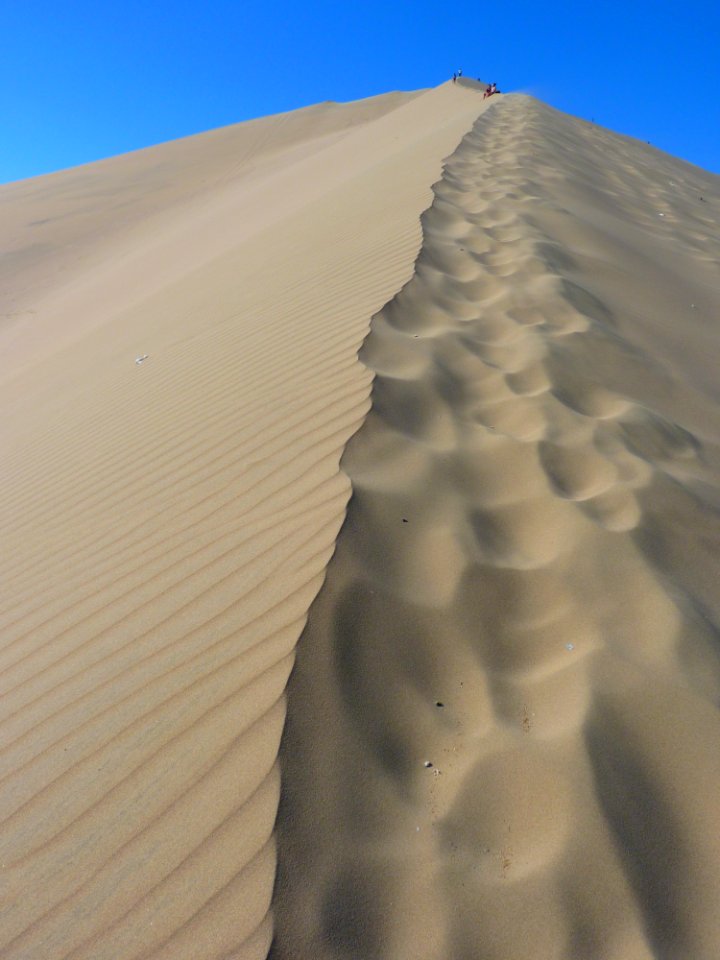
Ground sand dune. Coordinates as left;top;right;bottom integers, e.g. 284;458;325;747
2;80;720;960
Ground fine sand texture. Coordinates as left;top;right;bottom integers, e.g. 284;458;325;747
0;83;489;959
2;83;720;960
272;96;720;959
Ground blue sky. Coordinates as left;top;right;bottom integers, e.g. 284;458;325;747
2;0;719;184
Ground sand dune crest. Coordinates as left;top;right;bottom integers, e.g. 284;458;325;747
2;82;720;959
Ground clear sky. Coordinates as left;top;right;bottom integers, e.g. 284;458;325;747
2;0;719;184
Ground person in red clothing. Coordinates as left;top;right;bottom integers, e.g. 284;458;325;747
483;81;498;99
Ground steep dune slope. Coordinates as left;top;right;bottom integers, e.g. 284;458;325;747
0;83;487;959
272;96;720;960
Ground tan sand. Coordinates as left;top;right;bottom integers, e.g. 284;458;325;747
2;81;720;960
272;98;720;959
0;83;488;958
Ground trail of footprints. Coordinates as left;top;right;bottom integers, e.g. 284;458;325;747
274;97;720;959
355;100;651;728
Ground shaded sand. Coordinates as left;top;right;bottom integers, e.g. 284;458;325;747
272;97;720;959
0;83;489;958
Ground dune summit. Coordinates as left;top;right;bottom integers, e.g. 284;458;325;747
1;81;720;960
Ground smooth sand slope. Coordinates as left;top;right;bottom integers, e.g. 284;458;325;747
0;83;488;958
273;97;720;959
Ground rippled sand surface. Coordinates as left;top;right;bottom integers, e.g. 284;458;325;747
0;82;486;958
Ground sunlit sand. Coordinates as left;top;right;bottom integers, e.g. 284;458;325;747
2;81;719;959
